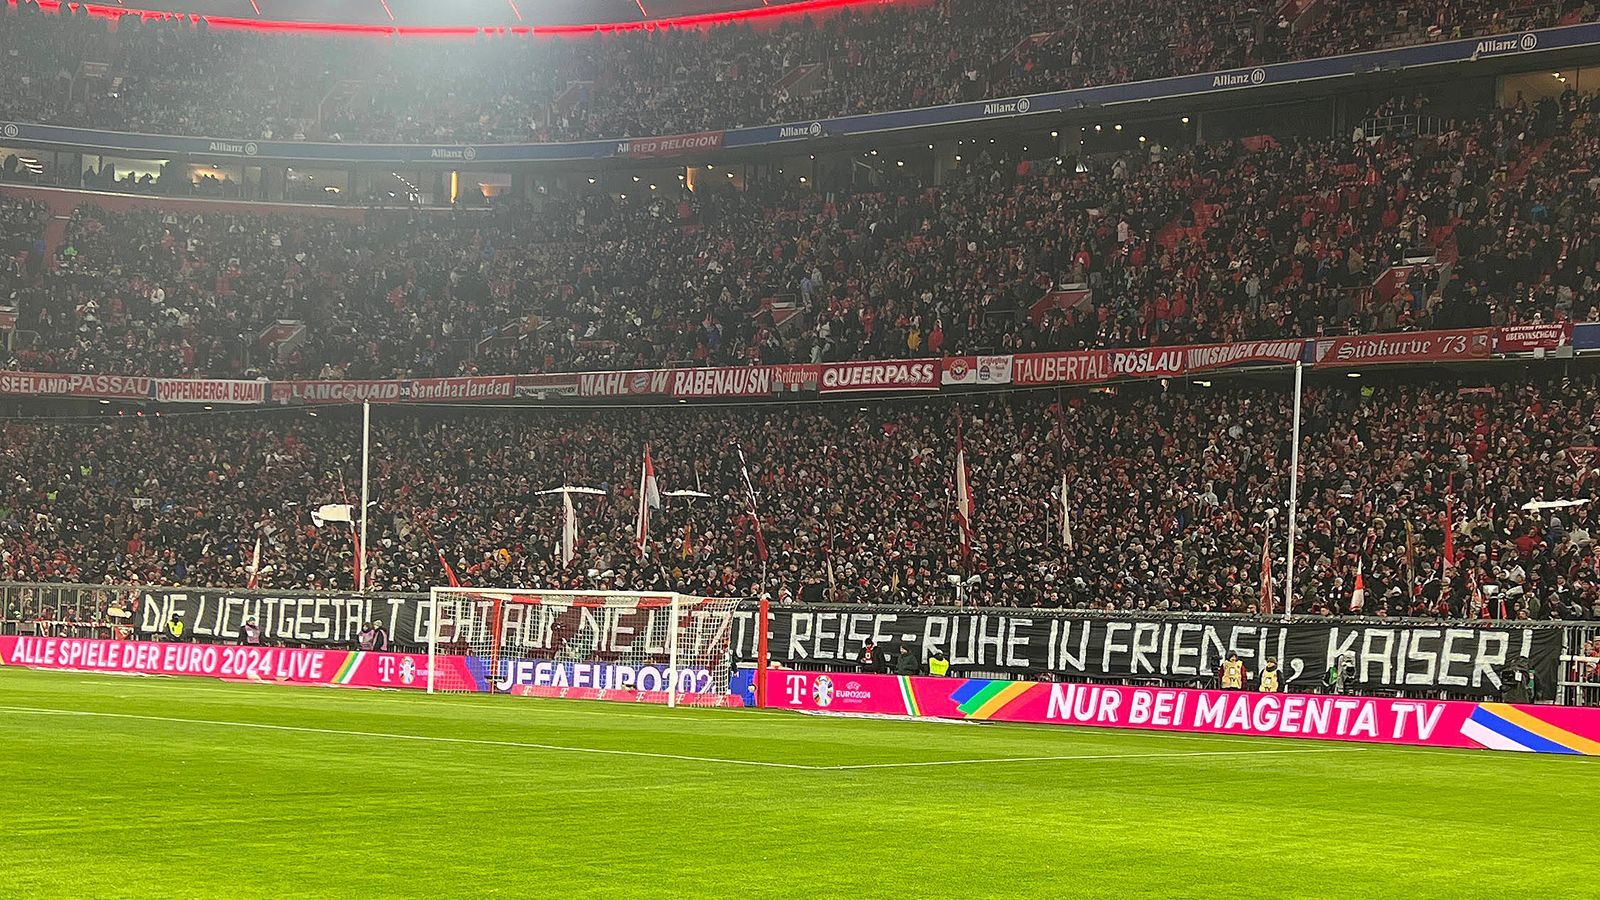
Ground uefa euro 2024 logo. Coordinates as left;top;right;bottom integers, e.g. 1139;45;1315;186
399;657;417;685
812;675;835;707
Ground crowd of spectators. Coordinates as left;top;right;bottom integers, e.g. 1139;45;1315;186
0;376;1596;622
0;0;1585;144
5;91;1598;379
13;204;514;378
0;195;45;307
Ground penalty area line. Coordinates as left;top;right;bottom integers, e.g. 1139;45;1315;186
0;704;818;771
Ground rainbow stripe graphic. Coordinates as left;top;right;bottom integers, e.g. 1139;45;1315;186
1461;704;1600;756
948;679;1033;720
332;652;364;685
896;676;921;716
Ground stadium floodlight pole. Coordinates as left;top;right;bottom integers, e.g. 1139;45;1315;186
1283;361;1303;620
358;400;371;592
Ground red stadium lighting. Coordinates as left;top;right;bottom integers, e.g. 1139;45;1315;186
15;0;916;37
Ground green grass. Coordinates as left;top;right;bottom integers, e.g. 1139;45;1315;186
0;666;1594;898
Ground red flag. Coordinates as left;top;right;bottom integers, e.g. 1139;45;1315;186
682;522;693;560
439;549;460;588
1347;558;1365;613
752;521;769;562
1259;524;1273;615
1441;498;1457;571
635;444;662;558
351;525;363;590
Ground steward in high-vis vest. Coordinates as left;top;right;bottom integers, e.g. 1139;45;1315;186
1257;657;1283;692
928;651;951;677
164;616;187;642
1219;652;1247;690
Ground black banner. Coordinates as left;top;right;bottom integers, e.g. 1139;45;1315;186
730;607;1563;700
135;589;432;648
131;590;1562;700
131;589;724;664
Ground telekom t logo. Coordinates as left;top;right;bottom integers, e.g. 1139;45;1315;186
376;657;396;683
785;675;808;705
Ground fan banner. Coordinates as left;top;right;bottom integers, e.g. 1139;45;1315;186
154;379;268;405
1496;323;1572;353
670;365;794;398
0;635;468;690
130;588;431;647
1310;328;1494;366
765;671;1600;755
406;376;517;402
514;373;580;399
578;369;673;397
272;379;406;404
819;360;939;392
942;355;1015;385
118;589;1560;699
733;607;1561;699
0;372;153;400
1184;340;1304;372
769;363;822;391
615;130;725;159
1012;342;1301;387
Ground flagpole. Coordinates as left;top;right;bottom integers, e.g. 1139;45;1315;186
735;444;768;600
1283;360;1302;620
358;400;371;592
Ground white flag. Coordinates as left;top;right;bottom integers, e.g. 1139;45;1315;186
954;437;974;555
311;503;354;527
1059;472;1074;550
561;491;578;569
1348;558;1366;613
247;535;262;590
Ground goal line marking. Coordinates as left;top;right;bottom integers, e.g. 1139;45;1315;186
0;704;1359;771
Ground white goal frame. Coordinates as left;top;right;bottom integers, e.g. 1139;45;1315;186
425;588;740;708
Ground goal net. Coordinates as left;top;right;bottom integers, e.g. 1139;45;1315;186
425;589;744;707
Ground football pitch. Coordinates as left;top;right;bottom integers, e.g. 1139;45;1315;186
1;667;1595;898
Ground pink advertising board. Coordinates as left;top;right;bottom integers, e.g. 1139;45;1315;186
0;637;744;707
506;685;744;706
0;636;471;692
766;670;1600;756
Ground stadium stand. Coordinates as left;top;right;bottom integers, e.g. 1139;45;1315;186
1;378;1595;620
1;93;1593;379
0;0;1586;143
0;0;1596;631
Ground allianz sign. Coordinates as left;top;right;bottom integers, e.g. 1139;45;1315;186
1474;33;1539;56
982;97;1033;116
1212;68;1267;88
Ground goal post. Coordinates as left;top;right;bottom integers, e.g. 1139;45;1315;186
425;588;744;707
